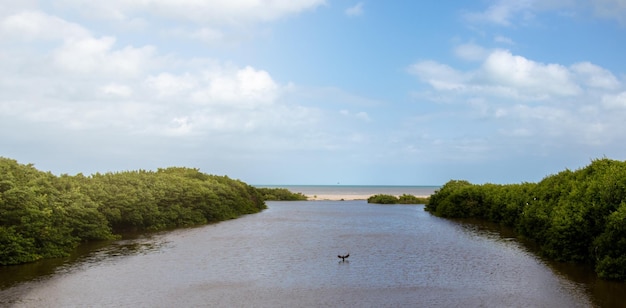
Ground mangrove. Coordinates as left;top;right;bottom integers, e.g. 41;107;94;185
368;194;429;204
0;157;266;266
256;187;308;201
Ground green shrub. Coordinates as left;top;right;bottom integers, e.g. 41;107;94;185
367;194;398;204
256;188;308;201
398;194;429;204
0;157;267;265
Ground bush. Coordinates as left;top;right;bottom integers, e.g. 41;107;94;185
256;188;308;201
398;194;429;204
0;157;267;265
367;194;398;204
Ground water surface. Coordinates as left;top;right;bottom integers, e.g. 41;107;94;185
0;201;616;307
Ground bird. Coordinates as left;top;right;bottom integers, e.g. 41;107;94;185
338;253;350;262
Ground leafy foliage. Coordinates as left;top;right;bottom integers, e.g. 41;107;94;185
367;194;399;204
0;157;266;265
256;188;308;201
367;194;428;204
398;194;429;204
426;158;626;280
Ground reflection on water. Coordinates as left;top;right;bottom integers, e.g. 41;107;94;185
0;235;167;290
451;217;626;308
82;238;168;263
1;201;624;307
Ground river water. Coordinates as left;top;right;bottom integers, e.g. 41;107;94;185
1;201;624;307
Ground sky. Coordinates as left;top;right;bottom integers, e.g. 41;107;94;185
1;0;626;185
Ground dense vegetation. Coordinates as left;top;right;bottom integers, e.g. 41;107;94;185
0;157;266;266
368;194;429;204
426;158;626;280
256;187;308;201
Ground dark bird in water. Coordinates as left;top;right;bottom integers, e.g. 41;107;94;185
338;254;350;261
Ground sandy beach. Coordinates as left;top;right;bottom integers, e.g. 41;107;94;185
259;185;438;201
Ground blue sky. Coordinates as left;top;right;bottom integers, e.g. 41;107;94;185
1;1;626;185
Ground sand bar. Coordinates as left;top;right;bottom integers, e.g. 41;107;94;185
259;185;438;201
305;194;431;201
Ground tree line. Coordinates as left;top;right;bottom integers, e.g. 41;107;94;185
426;158;626;280
0;157;266;265
256;187;308;201
367;194;429;204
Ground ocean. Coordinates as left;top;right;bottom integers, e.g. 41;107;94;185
255;185;440;198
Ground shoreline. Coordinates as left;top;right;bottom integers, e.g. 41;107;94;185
257;185;439;201
305;194;431;201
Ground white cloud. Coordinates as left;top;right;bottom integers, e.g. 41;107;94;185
54;0;326;25
494;35;515;45
408;61;468;91
591;0;626;24
188;27;225;43
191;66;279;107
0;10;354;172
482;49;580;97
144;73;197;98
52;36;156;76
100;83;133;98
464;0;532;26
0;10;90;41
571;62;621;89
464;0;582;26
466;0;626;27
454;42;489;61
0;1;38;17
409;47;580;100
0;11;301;142
166;117;193;136
1;59;286;135
603;92;626;109
346;2;365;17
46;0;326;46
411;48;621;101
340;109;371;121
409;47;626;148
235;66;279;102
355;111;370;121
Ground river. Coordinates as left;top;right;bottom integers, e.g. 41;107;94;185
1;201;624;307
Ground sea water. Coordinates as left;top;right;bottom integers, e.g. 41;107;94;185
256;185;440;197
